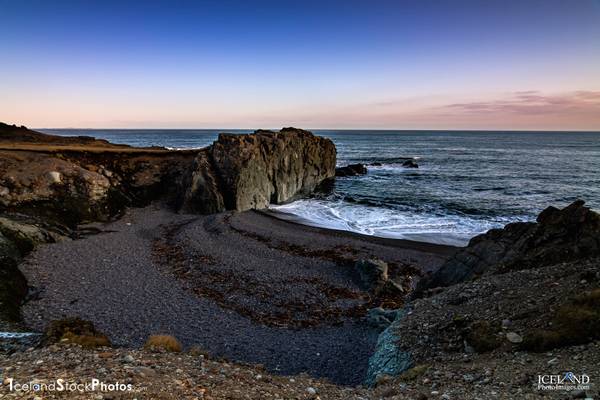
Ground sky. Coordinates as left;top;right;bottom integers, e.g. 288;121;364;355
1;0;600;130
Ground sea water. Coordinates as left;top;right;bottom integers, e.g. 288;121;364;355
41;129;600;246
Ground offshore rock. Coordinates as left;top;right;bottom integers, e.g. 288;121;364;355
335;163;367;177
402;159;419;168
415;200;600;293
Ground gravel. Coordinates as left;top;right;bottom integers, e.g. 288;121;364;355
19;204;450;385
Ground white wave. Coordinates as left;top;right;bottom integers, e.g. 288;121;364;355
271;199;515;246
165;146;207;150
0;332;40;339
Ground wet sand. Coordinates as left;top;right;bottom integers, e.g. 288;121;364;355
19;204;454;385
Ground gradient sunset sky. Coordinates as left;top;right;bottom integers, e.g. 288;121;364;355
1;0;600;130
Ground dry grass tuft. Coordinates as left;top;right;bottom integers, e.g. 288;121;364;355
61;332;111;348
44;317;111;348
144;335;183;352
398;364;429;381
521;288;600;352
465;320;502;352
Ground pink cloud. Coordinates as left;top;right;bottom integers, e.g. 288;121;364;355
444;90;600;116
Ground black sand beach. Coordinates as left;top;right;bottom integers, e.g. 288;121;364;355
19;203;453;385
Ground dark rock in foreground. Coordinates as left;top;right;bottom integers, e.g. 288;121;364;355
415;200;600;293
335;163;367;177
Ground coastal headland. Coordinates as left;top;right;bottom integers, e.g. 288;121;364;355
1;123;599;399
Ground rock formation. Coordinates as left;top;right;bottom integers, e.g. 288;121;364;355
335;163;367;177
182;127;336;212
364;309;412;386
366;202;600;387
402;159;418;168
1;124;336;222
415;200;600;293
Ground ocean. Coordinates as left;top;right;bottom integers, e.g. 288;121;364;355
40;129;600;246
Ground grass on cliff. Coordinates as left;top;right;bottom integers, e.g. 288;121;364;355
521;288;600;352
144;335;183;352
61;332;111;348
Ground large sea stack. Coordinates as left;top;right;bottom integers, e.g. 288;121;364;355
181;127;336;213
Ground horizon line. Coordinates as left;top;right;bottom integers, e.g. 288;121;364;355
35;127;600;133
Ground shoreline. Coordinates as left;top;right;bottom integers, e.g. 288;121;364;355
263;207;466;249
260;208;459;255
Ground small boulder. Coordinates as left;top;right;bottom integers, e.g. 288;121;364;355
506;332;523;344
402;159;419;168
355;258;388;288
335;163;368;177
47;171;62;184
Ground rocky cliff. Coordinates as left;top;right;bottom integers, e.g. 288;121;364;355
203;128;336;212
0;123;336;222
365;202;600;389
414;200;600;293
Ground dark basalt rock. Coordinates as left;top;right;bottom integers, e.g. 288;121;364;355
335;163;367;177
204;127;336;212
354;259;405;297
0;216;68;324
415;200;600;294
402;159;419;168
178;151;225;214
0;232;27;323
355;259;389;289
